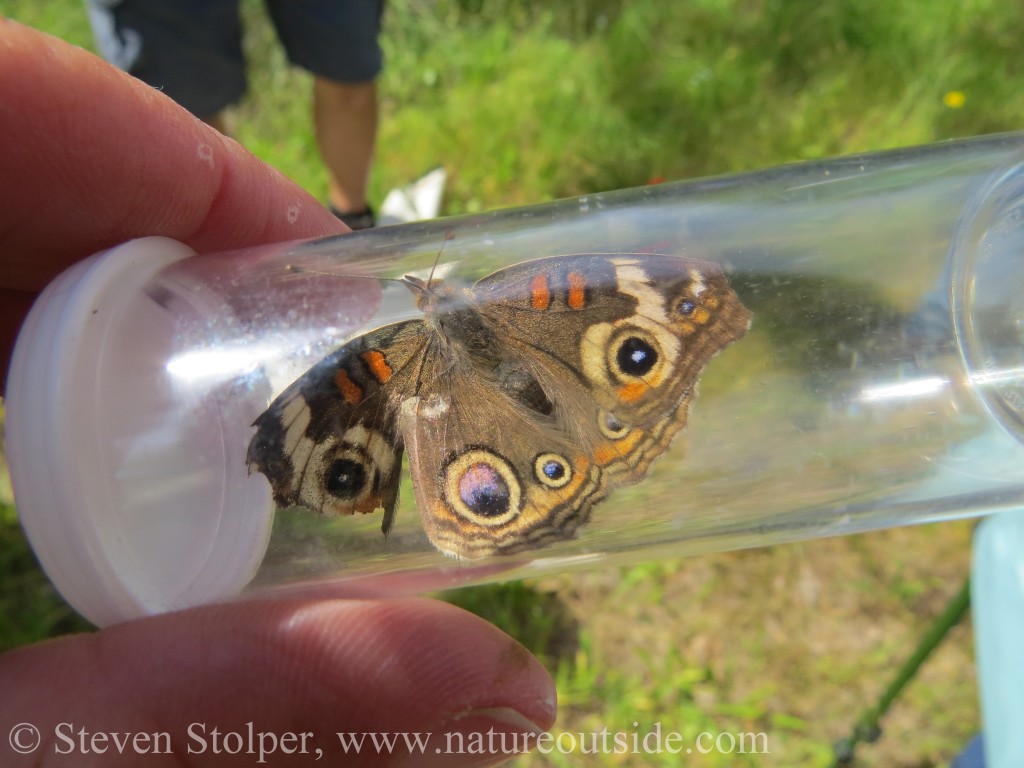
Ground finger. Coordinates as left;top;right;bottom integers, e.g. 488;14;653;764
0;598;556;767
0;288;34;386
0;21;347;379
0;20;345;291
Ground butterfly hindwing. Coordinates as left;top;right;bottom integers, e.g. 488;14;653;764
247;320;429;530
399;369;607;559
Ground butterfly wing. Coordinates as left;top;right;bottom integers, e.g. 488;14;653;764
471;254;751;482
249;253;749;559
247;320;430;532
399;369;607;559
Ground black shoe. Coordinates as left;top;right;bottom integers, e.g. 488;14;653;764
331;205;376;231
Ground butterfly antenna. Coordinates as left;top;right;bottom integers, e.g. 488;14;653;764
285;264;409;286
425;231;455;288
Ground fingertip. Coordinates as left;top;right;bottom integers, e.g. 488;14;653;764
272;598;558;732
0;598;556;766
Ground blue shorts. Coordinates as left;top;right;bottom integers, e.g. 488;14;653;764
87;0;384;118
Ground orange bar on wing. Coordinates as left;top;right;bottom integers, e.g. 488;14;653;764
594;430;642;466
594;443;619;465
618;381;648;403
530;274;551;310
334;369;364;405
567;272;586;309
361;350;393;383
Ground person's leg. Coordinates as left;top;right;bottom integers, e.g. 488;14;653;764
313;77;378;219
268;0;385;228
85;0;246;122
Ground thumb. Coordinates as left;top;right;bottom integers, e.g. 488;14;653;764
1;597;557;766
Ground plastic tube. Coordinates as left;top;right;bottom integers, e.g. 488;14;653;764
7;133;1024;626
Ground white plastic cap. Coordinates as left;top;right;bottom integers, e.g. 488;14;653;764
5;237;274;626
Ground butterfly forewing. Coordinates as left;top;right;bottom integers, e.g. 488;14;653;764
471;254;751;481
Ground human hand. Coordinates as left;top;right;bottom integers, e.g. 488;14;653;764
0;21;556;767
0;17;352;380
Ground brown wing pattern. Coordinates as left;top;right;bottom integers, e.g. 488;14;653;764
473;254;751;482
247;320;430;532
249;253;750;558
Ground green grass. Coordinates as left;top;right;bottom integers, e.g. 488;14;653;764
11;0;1020;209
1;0;1010;764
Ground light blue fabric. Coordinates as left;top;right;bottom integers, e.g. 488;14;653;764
972;511;1024;768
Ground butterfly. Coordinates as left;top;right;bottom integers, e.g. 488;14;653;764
246;253;750;559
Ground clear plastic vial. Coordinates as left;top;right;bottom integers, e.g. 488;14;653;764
7;133;1024;626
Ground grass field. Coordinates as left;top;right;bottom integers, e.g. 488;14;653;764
4;0;1023;764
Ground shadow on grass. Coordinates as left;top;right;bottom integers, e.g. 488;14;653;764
440;581;580;668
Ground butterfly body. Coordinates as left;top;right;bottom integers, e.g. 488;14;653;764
247;254;750;559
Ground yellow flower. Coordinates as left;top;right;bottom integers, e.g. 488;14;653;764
943;91;966;109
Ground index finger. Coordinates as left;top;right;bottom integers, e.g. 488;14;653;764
0;20;346;379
